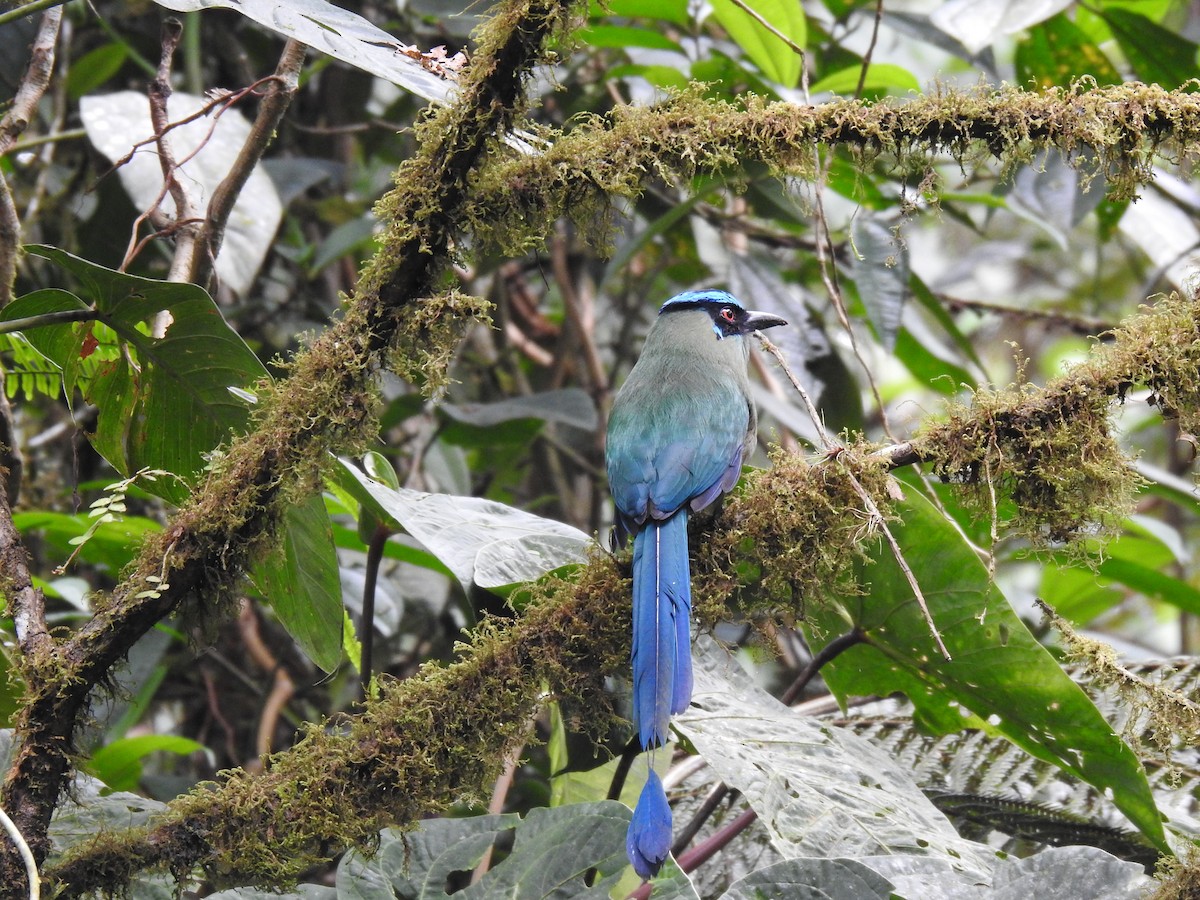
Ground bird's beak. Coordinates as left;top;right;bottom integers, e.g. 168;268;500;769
744;310;788;332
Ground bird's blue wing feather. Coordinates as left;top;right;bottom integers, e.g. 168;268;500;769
607;376;749;524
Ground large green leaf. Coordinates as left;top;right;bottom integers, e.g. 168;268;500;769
709;0;805;87
4;246;268;502
252;495;344;673
803;488;1167;851
1101;8;1199;90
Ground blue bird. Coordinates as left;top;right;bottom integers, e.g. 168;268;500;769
606;290;787;879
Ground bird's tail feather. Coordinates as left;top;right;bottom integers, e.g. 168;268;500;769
631;511;693;749
627;768;672;880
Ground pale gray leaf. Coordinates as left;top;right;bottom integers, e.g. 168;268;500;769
1008;151;1106;251
337;459;593;593
207;887;336;899
991;846;1155;899
675;638;997;877
474;533;589;592
850;216;909;352
152;0;456;103
856;854;988;899
719;857;896;900
80;91;281;295
442;388;598;431
930;0;1073;55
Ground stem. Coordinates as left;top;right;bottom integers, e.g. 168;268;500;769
0;309;97;335
358;524;389;699
0;0;64;31
779;628;866;705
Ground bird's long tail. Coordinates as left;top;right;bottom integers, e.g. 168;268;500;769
627;510;693;879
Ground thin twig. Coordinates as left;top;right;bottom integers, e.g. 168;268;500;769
724;0;804;56
755;331;836;451
358;523;389;700
149;18;203;286
0;806;38;900
845;469;951;660
670;781;732;856
470;742;524;884
0;0;64;30
0;436;52;662
0;5;63;157
0;4;63;310
853;0;885;99
779;628;866;705
193;38;307;287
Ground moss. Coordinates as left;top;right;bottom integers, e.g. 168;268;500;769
1042;601;1200;752
465;82;1200;257
1152;846;1200;900
47;552;627;895
908;292;1200;548
687;447;892;629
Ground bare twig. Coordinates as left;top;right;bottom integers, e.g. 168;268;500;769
0;6;63;157
779;628;866;705
846;469;951;660
0;4;63;309
148;18;204;286
0;440;51;663
853;0;885;99
724;0;804;57
193;38;307;286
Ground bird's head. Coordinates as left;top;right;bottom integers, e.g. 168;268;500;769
658;290;787;340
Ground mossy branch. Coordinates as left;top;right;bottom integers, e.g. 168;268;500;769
0;0;581;889
465;82;1200;256
43;292;1200;894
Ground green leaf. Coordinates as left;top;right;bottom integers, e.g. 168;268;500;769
893;326;976;396
338;804;631;899
5;247;268;502
1101;8;1199;89
66;43;128;100
83;734;205;793
803;489;1168;851
580;24;682;50
1015;14;1121;89
809;62;920;95
590;0;690;24
709;0;805;87
14;510;162;573
252;495;344;673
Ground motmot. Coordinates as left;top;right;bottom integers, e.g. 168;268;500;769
605;289;787;879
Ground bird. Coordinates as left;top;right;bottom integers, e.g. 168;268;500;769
605;289;787;879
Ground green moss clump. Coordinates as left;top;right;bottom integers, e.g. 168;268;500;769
690;447;893;627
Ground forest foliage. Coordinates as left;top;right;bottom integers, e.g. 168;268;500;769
3;0;1200;897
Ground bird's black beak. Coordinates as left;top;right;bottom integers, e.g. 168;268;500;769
744;310;788;332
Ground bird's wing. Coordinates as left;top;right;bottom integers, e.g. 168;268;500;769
607;378;749;523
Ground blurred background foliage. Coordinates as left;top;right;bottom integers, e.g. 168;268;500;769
5;0;1200;895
